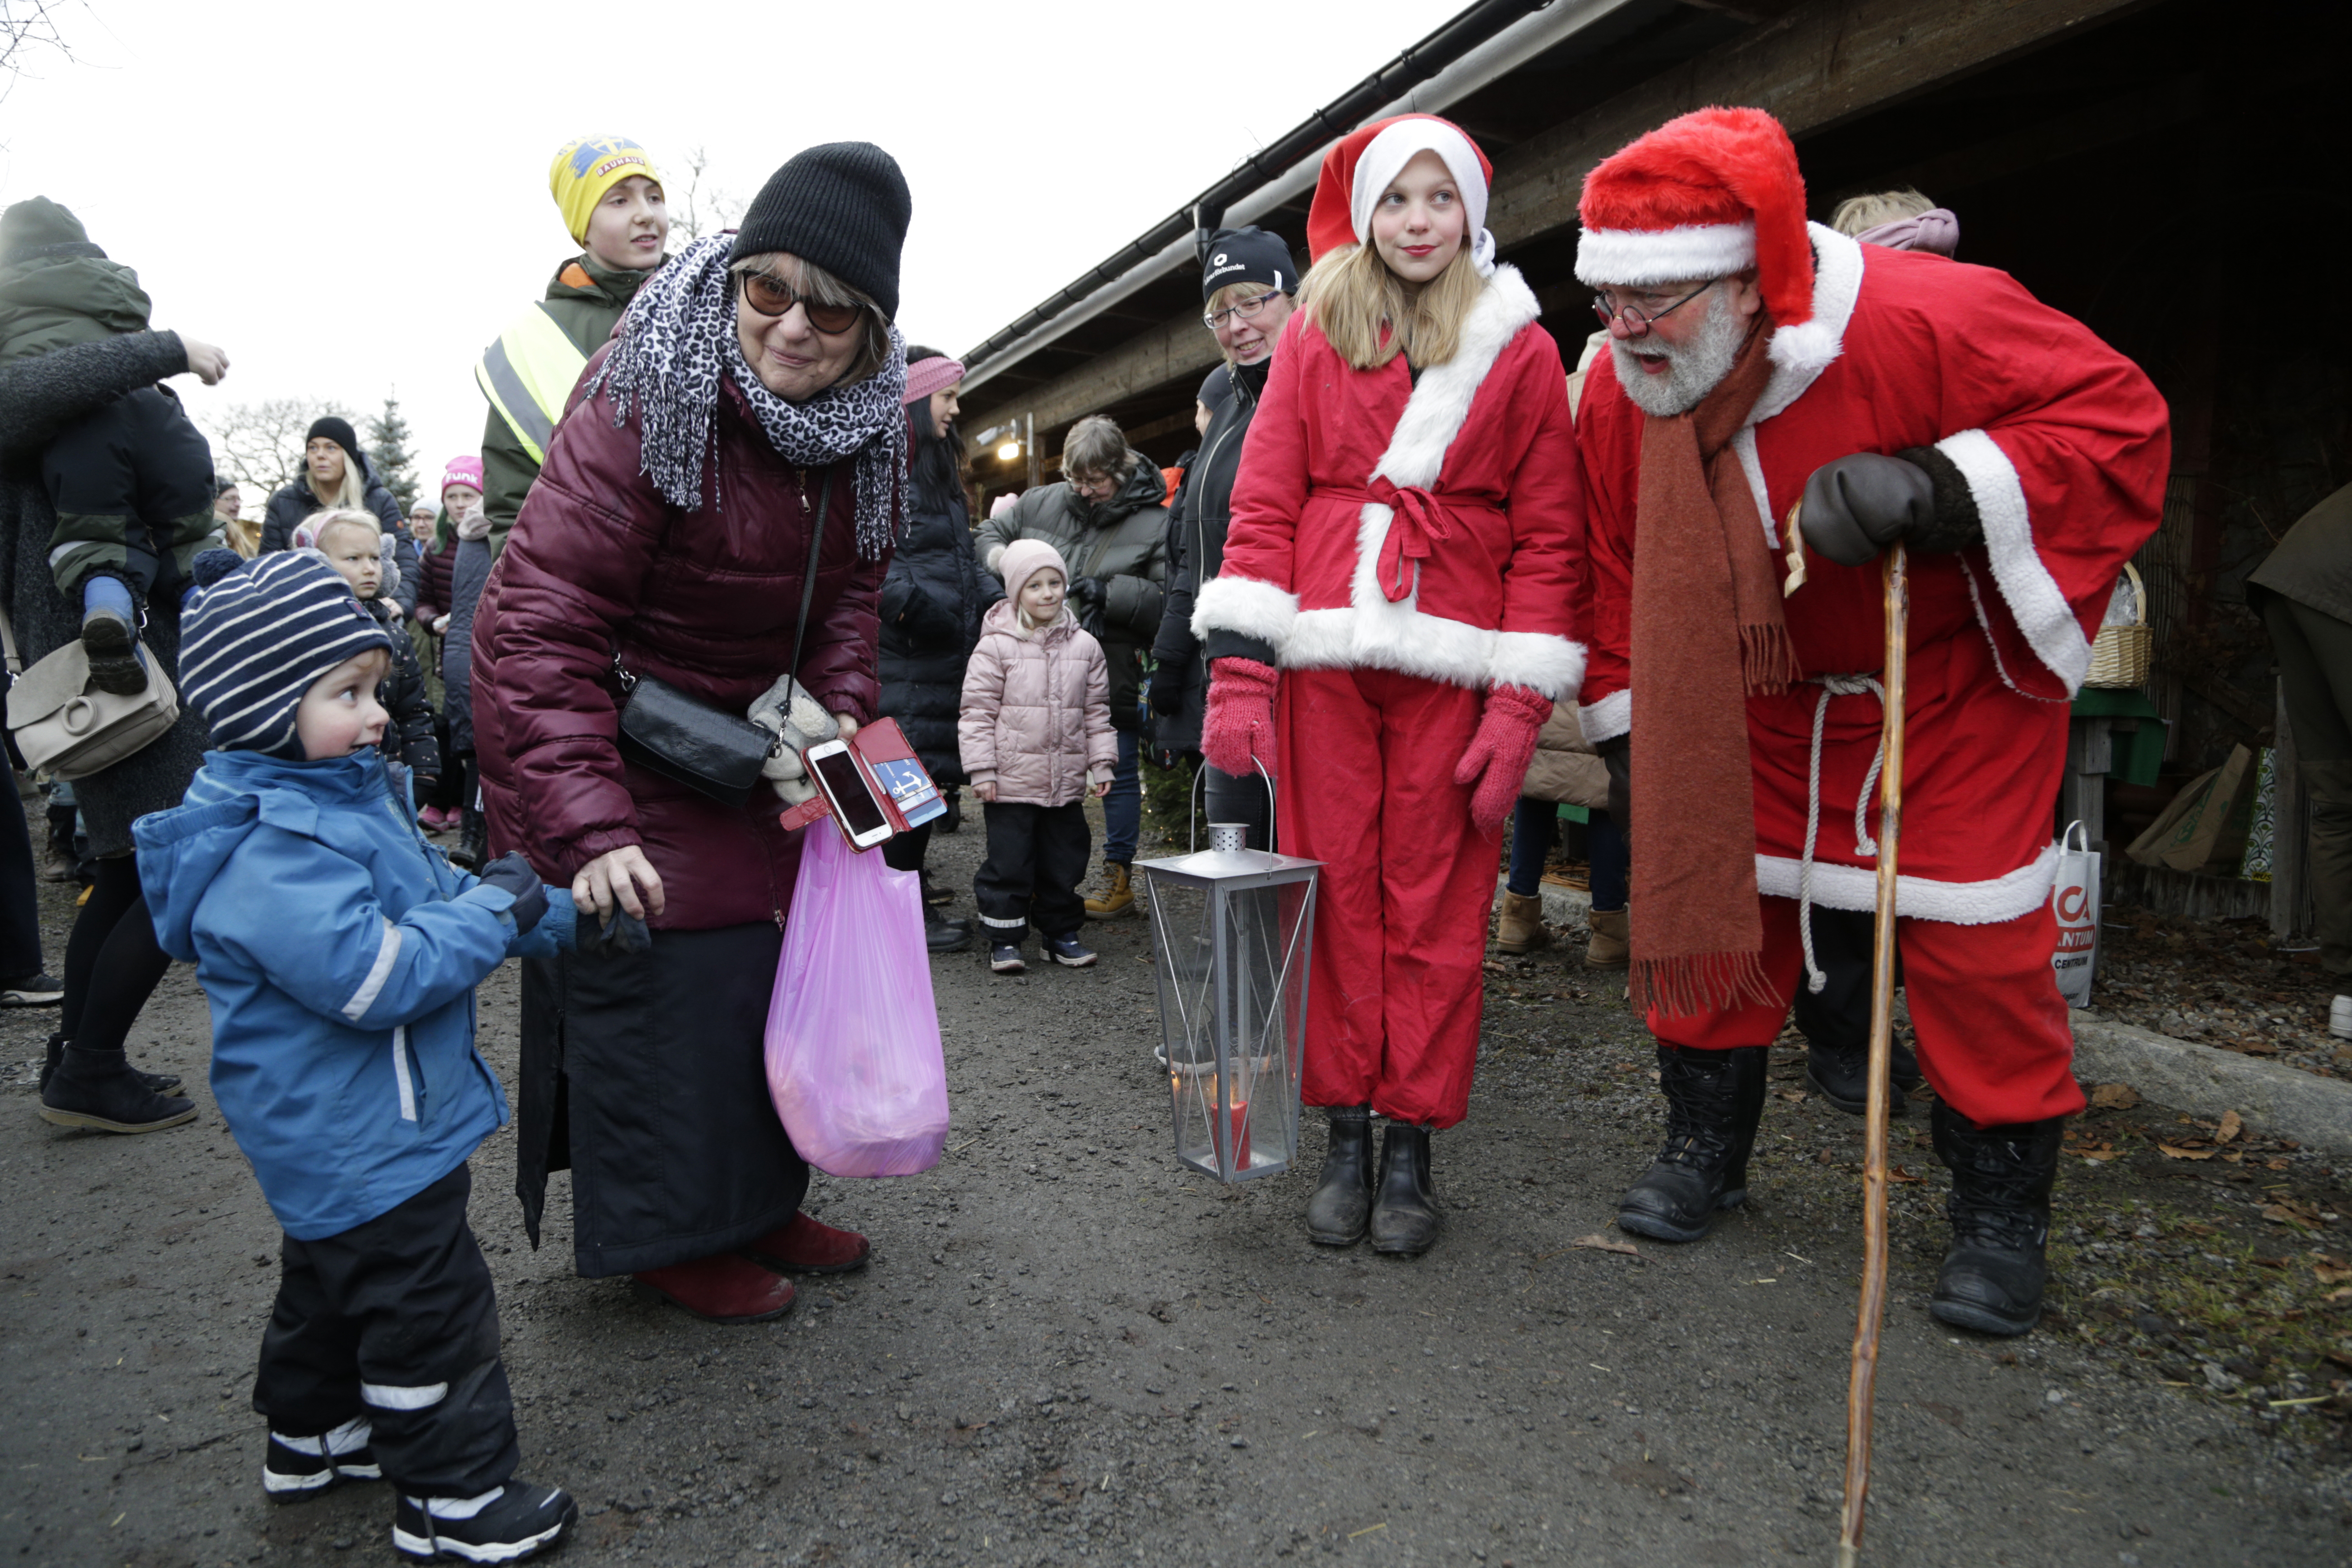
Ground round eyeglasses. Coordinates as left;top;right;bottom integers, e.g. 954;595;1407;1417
1591;279;1720;336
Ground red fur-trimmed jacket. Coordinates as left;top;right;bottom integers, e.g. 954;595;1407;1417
1191;263;1588;698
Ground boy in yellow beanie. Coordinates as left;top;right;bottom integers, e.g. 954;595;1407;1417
473;135;669;556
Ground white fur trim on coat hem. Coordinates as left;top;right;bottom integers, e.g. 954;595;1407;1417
1577;224;1755;288
1579;689;1630;742
1192;574;1299;651
1936;428;2092;694
1754;841;2060;926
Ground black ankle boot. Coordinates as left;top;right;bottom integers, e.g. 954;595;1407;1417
1368;1122;1441;1257
1305;1106;1374;1246
923;902;971;954
1930;1101;2060;1336
1617;1044;1767;1242
44;1031;181;1097
1804;1036;1922;1117
40;1047;197;1133
450;808;487;872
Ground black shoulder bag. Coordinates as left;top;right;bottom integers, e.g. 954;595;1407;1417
613;470;835;808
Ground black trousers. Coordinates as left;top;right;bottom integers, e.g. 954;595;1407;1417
975;800;1091;941
0;776;44;979
1791;905;1896;1054
882;819;932;877
255;1165;517;1499
41;386;217;600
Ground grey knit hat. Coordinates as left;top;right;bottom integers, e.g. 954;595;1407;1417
730;142;911;320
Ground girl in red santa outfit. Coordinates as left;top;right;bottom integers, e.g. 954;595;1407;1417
1191;114;1586;1258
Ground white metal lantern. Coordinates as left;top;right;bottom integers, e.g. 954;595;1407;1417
1136;821;1320;1183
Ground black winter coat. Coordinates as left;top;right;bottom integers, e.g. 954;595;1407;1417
260;450;404;552
367;598;441;781
1151;358;1266;755
878;415;981;783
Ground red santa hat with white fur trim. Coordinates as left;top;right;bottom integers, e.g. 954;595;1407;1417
1307;113;1498;275
1574;107;1833;372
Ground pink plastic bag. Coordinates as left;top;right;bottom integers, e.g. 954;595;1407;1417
764;824;950;1177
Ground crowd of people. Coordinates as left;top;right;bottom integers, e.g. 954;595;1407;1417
0;102;2185;1563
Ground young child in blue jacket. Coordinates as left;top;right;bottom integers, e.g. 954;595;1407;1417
137;551;594;1564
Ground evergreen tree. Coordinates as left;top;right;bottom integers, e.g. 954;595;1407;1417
365;394;419;511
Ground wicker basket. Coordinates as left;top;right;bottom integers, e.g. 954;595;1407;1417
2085;561;2152;689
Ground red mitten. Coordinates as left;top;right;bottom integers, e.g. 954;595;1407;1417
1200;657;1279;780
1454;683;1554;835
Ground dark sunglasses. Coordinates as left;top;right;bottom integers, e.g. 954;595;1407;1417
736;272;867;335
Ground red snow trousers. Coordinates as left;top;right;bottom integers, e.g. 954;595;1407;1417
1647;894;2083;1126
1278;666;1494;1128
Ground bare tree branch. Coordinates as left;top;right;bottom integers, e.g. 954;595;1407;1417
199;397;358;497
668;145;743;243
0;0;89;103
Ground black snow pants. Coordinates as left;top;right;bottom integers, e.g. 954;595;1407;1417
975;800;1092;941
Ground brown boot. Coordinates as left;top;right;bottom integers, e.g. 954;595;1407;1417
1494;890;1550;954
1585;906;1630;969
1084;861;1136;920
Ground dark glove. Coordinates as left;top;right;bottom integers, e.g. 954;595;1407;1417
1798;452;1937;568
1148;662;1186;716
1069;576;1107;637
1598;734;1631;838
477;852;548;935
583;906;652;957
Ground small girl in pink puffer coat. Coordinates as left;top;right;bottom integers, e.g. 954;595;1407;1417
959;539;1117;975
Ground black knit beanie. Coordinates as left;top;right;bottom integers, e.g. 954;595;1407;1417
1200;226;1297;301
306;415;360;459
730;142;911;321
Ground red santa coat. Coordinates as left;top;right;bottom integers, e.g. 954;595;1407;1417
1577;226;2170;923
1192;264;1586;698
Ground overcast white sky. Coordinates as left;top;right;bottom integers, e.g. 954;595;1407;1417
0;0;1461;501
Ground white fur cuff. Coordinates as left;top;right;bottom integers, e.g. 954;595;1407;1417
1487;633;1586;702
1192;575;1299;651
1579;689;1630;742
1936;428;2092;694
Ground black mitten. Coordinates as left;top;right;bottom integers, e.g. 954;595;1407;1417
477;852;548;935
583;907;652;958
1798;453;1937;567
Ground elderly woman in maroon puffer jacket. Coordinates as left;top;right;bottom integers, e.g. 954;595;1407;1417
473;143;915;1324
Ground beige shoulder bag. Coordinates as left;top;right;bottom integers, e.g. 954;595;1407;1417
0;606;181;780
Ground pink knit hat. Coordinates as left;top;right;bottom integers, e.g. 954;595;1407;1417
993;538;1068;603
902;353;965;407
441;456;484;498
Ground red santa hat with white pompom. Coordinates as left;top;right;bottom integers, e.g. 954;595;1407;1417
1574;107;1834;373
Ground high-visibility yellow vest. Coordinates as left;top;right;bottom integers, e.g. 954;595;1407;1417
474;302;589;466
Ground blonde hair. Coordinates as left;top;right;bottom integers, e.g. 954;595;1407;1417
1830;188;1934;237
310;510;380;554
306;441;368;510
1298;241;1485;372
729;251;892;390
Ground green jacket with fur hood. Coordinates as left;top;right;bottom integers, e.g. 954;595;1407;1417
479;253;662;557
0;196;152;363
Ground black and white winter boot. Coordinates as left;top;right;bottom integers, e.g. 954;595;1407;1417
263;1417;380;1501
1616;1044;1766;1243
392;1481;576;1563
1930;1100;2061;1336
1305;1105;1374;1246
1367;1122;1441;1257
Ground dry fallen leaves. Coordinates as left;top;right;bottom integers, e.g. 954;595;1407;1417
2265;1199;2328;1229
1571;1234;1641;1257
2089;1083;2141;1111
2312;1254;2352;1286
2158;1143;2216;1161
2217;1110;2244;1145
1888;1165;1924;1184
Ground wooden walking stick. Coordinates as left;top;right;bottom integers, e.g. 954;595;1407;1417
1837;543;1908;1568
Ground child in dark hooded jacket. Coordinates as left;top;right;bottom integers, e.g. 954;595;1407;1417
135;551;600;1563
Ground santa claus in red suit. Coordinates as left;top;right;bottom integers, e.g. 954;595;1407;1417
1192;113;1587;1258
1572;108;2169;1335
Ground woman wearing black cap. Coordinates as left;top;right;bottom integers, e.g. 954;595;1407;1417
475;142;914;1324
259;415;405;551
1149;225;1297;845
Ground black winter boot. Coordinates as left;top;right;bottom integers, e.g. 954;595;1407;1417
924;902;971;954
1930;1101;2061;1336
40;1046;197;1133
1617;1044;1767;1242
1367;1122;1441;1257
1804;1036;1923;1117
37;1032;177;1096
450;808;487;872
1305;1105;1374;1246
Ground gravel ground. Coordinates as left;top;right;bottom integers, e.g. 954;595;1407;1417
5;813;2352;1568
2085;904;2352;1082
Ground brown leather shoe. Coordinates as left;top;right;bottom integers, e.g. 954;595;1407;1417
632;1253;798;1323
742;1212;872;1275
1585;906;1630;969
1494;890;1550;953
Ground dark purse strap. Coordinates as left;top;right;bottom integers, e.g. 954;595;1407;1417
786;469;838;689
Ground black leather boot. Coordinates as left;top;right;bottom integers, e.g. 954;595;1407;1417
1617;1044;1767;1242
1804;1036;1923;1117
450;808;487;872
1930;1100;2061;1336
1367;1122;1441;1257
1305;1105;1374;1246
41;1047;197;1133
39;1032;177;1096
924;902;971;954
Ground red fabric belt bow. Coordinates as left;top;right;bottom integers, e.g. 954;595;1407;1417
1368;477;1451;603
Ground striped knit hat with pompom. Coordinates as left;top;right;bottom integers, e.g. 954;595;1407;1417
180;551;396;757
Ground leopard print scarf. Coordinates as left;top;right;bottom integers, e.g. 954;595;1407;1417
584;234;906;560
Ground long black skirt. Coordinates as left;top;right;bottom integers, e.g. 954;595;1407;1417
517;922;808;1279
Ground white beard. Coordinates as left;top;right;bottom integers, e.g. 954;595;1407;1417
1610;289;1750;417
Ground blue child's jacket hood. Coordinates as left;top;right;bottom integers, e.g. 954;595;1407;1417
137;750;575;1240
